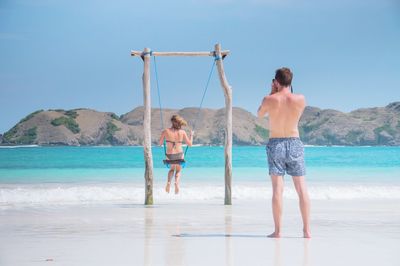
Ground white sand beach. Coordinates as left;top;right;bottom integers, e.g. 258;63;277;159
1;198;399;266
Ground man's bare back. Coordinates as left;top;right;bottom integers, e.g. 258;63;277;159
257;88;306;138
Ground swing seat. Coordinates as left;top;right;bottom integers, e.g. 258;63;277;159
163;159;186;168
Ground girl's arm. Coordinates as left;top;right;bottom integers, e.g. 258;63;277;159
183;130;193;147
159;129;166;146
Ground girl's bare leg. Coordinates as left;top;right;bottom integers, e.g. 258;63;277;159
165;167;175;193
174;164;182;194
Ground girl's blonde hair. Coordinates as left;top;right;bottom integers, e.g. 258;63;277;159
171;114;187;130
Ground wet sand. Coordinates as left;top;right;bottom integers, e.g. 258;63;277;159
0;199;399;266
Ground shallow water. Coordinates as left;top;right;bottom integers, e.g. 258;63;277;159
0;146;399;204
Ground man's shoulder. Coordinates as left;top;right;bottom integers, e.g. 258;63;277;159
271;92;305;102
265;94;280;101
261;94;273;103
290;93;306;109
262;94;280;107
291;93;306;102
292;92;305;98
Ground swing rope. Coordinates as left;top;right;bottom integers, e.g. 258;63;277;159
183;58;217;156
153;55;167;155
150;51;219;165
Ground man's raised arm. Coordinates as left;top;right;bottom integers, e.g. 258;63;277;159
257;96;270;118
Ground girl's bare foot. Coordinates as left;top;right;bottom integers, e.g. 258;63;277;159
165;182;171;193
174;182;180;194
303;230;311;238
267;232;281;238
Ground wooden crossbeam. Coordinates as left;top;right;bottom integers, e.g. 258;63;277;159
130;50;230;57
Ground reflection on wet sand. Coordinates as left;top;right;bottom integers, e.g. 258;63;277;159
144;206;153;266
273;239;282;266
165;221;185;266
225;206;232;266
143;205;310;266
144;206;185;266
303;239;309;266
272;237;310;266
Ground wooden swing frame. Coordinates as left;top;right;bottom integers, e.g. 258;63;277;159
131;43;232;205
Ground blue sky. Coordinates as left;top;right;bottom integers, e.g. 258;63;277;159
0;0;399;133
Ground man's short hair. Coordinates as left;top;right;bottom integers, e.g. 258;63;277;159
275;67;293;87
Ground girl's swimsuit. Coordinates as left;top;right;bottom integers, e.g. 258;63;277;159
164;130;185;164
165;152;183;161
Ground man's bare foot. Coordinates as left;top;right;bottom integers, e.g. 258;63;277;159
174;183;180;194
165;182;171;193
303;230;311;238
267;232;281;238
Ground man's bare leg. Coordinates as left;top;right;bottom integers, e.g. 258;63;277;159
174;165;182;194
165;168;175;193
292;176;311;238
268;175;284;238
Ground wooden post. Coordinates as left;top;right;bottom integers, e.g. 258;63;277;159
214;43;233;205
142;47;154;205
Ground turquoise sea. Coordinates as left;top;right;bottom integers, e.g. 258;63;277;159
0;146;399;204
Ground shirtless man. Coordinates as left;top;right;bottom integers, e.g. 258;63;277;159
257;67;311;238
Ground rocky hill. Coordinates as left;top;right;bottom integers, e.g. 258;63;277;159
1;102;400;146
0;107;268;146
299;102;400;145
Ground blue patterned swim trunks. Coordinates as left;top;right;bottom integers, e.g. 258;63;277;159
266;137;306;176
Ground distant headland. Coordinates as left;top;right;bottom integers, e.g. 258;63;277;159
1;102;400;146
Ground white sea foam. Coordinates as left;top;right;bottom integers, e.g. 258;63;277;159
1;183;400;205
0;145;39;149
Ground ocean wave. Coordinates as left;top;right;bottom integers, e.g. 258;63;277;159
0;145;39;149
1;184;400;205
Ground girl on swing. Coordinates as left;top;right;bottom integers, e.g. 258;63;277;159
159;114;194;194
